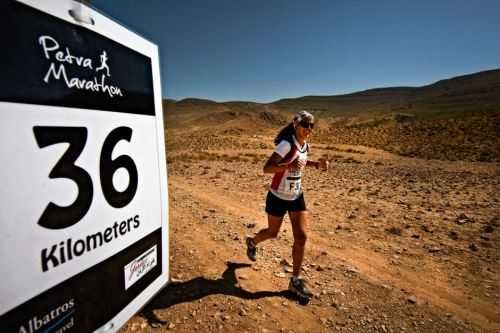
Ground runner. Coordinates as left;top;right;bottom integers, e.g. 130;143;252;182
246;110;329;299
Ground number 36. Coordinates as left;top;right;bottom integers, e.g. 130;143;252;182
33;126;138;230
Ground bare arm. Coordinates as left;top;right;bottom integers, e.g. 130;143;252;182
263;152;303;174
306;158;329;171
306;160;320;169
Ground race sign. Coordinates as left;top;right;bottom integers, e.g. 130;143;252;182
0;0;169;332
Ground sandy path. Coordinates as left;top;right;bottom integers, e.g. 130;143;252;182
120;143;499;333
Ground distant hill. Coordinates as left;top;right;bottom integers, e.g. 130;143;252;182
163;69;500;162
271;69;500;118
165;68;500;117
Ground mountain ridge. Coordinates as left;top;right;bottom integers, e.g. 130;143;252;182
164;68;500;109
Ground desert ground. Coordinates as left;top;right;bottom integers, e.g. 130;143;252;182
118;102;499;333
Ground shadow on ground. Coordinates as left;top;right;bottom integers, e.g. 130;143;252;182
140;261;307;327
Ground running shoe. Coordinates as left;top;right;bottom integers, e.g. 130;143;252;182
246;237;257;262
289;276;313;298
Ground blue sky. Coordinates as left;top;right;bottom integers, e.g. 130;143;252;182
91;0;500;103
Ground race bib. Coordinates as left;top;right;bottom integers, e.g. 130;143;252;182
285;172;302;195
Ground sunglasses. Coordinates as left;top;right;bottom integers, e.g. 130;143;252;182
299;120;314;129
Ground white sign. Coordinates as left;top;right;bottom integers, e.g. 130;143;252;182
0;0;169;332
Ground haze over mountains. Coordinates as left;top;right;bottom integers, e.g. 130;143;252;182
164;69;500;162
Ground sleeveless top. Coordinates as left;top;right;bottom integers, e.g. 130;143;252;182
269;135;309;201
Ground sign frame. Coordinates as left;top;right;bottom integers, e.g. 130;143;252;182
0;0;169;331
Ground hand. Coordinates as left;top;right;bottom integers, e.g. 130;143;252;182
289;157;306;171
318;158;329;171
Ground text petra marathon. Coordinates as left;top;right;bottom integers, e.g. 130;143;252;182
43;63;123;98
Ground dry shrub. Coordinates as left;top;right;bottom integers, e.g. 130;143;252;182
345;148;365;154
253;156;262;164
386;227;403;236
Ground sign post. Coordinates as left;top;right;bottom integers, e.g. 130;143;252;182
0;0;169;331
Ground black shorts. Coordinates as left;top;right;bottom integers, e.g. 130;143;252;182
265;191;307;217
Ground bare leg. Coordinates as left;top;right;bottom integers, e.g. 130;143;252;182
289;211;308;277
252;214;284;245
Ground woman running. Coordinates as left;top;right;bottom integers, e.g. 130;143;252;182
246;110;328;298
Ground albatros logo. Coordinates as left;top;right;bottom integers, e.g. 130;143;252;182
124;246;157;290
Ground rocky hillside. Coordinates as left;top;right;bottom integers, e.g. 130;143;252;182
164;69;500;162
320;112;500;162
272;69;500;116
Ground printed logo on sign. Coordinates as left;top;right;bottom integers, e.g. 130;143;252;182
39;35;123;98
124;246;157;290
18;299;75;333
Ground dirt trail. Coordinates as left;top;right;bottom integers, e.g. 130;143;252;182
121;143;499;333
